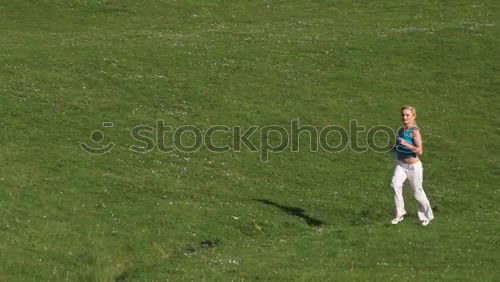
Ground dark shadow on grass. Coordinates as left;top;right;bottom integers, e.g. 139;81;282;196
255;199;323;226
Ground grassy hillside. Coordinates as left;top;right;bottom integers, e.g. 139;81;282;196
0;0;499;280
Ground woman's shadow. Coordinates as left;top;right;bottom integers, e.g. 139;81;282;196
254;199;323;226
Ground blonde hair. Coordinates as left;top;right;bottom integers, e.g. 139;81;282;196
401;105;417;127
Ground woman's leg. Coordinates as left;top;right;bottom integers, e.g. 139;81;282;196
391;162;407;218
408;162;434;222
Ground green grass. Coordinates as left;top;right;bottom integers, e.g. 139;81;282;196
1;0;499;280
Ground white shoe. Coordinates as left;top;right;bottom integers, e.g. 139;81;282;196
391;216;404;224
421;220;430;226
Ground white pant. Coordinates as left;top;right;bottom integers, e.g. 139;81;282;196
391;160;434;221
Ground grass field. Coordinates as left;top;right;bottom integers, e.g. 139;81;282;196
1;0;499;280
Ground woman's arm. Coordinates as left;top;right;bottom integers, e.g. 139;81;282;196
411;129;423;156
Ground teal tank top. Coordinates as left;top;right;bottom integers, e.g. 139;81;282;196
396;127;417;158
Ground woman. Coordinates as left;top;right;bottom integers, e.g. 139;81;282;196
391;106;434;226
